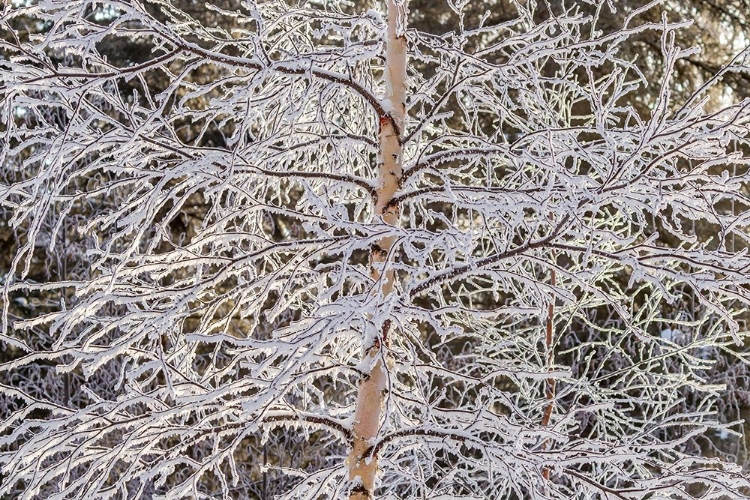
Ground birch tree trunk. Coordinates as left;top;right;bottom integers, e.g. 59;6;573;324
347;1;408;498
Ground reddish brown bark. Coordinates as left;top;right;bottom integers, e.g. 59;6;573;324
541;269;556;481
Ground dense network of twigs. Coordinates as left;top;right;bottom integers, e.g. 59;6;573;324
1;0;750;498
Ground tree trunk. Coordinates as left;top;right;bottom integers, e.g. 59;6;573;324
347;1;408;499
541;268;556;482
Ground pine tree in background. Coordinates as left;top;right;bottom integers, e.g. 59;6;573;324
2;0;750;498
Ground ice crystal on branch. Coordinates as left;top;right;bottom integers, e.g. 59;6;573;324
1;0;750;498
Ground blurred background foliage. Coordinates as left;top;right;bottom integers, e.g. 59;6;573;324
1;0;749;498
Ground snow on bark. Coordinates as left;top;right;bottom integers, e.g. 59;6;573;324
1;1;750;499
347;2;408;498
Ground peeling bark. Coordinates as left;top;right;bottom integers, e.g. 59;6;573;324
347;1;408;498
